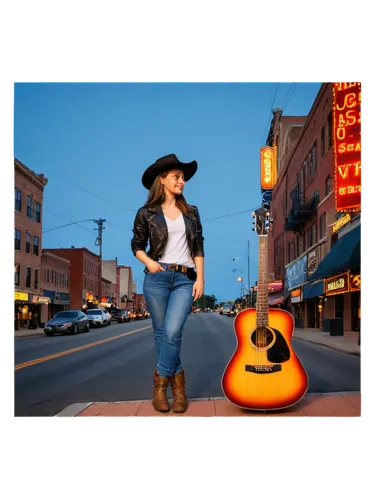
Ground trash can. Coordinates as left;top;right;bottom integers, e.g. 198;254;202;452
329;318;344;336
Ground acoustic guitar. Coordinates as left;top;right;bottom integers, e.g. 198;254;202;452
222;207;308;411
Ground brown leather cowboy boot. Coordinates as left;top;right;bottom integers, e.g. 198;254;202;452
170;369;188;413
152;370;170;412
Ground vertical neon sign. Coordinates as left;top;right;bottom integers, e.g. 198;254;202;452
333;82;361;212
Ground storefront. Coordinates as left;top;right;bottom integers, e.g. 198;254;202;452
308;224;360;333
290;287;304;328
14;291;32;329
303;280;324;329
43;290;70;319
14;292;50;329
324;272;360;332
285;255;307;319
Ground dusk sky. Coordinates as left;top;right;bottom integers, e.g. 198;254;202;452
14;82;322;302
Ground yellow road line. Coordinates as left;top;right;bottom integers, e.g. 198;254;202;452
15;325;152;371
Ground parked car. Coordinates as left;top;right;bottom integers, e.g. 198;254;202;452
44;310;89;336
111;308;130;323
86;308;111;327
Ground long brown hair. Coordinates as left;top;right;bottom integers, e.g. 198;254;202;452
145;171;193;214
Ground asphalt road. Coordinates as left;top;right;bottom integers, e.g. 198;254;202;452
14;312;361;416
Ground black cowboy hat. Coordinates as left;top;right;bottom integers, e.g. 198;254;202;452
142;154;198;190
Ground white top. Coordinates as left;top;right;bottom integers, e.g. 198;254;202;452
159;213;195;268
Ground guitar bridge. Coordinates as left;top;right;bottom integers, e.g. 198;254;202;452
245;364;282;374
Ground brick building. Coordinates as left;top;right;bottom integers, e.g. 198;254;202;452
266;83;360;332
14;158;48;329
100;277;112;307
102;258;120;306
45;247;101;310
41;250;71;321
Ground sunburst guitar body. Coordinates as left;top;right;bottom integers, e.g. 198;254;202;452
222;206;308;411
222;307;308;411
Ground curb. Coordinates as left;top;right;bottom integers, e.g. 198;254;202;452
293;335;360;357
54;391;361;416
15;334;45;339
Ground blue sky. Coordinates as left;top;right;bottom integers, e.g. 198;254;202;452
14;82;322;302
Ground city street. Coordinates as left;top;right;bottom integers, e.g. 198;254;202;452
14;312;360;416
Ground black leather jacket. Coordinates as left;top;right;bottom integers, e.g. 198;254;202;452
131;204;204;262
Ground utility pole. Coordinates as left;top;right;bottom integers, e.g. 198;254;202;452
94;218;106;302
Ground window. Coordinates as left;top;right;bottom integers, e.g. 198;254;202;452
288;241;291;263
326;175;331;196
27;196;39;220
33;236;39;256
301;230;305;253
15;229;21;250
27;196;33;219
321;126;325;157
320;213;327;239
296;235;300;257
26;267;31;288
312;142;317;175
36;203;41;223
308;223;316;248
15;264;20;286
34;269;39;289
26;232;31;253
15;188;22;212
327;112;333;149
308;152;313;178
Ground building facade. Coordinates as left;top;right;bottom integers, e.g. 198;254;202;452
46;247;100;310
102;258;120;305
14;158;48;329
41;250;71;321
267;83;360;332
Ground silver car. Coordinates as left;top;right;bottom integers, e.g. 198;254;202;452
44;310;90;336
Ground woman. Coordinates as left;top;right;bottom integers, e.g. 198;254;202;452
131;154;204;413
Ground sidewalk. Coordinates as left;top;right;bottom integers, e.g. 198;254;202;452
14;327;45;338
293;327;360;356
57;392;361;417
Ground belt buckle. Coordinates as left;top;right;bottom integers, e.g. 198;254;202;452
169;264;178;271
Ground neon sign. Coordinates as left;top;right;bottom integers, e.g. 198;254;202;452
260;146;277;190
333;82;361;212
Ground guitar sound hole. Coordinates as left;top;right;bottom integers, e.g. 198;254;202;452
251;327;274;349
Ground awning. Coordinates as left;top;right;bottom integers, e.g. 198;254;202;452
268;291;283;305
310;225;360;281
303;280;324;299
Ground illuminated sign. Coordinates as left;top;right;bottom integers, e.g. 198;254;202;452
291;288;302;303
325;271;350;296
86;293;94;301
332;214;351;233
260;147;277;190
254;281;283;291
333;82;361;213
350;274;360;291
14;291;28;301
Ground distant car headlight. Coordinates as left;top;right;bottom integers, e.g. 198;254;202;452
63;322;72;326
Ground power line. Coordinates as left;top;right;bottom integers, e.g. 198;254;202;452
43;208;97;235
281;83;294;109
203;207;257;223
42;219;95;234
262;82;280;145
49;178;137;213
284;82;297;111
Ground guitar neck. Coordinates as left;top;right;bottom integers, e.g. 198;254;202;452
256;235;269;327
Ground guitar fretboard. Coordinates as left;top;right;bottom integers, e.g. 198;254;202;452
256;235;269;327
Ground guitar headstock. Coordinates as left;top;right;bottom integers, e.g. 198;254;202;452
252;207;273;235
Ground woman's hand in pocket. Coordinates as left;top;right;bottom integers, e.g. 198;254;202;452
146;259;166;273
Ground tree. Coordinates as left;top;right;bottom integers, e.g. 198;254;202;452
193;294;217;310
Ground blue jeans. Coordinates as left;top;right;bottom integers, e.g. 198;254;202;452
143;264;195;377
